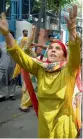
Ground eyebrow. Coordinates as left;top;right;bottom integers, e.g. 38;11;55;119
48;45;52;49
56;46;61;49
48;45;61;49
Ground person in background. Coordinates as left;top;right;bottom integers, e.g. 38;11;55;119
17;29;28;87
17;29;28;45
8;29;28;101
6;30;16;100
12;26;37;111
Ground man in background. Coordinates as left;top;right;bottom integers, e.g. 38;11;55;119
17;29;28;45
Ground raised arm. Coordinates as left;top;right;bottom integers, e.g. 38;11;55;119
0;13;39;76
0;13;16;48
23;25;36;51
65;5;80;73
7;44;39;76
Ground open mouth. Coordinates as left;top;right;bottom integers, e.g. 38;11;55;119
50;54;56;58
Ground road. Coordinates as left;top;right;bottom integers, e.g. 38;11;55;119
0;87;38;138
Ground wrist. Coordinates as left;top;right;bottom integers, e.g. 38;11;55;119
2;29;10;36
68;25;76;31
69;27;76;39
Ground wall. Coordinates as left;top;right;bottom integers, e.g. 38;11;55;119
16;20;33;39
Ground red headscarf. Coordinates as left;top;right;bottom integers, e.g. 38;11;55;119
51;40;67;58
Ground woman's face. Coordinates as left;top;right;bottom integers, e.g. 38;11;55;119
47;43;66;63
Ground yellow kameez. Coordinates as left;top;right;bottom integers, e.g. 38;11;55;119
7;36;80;138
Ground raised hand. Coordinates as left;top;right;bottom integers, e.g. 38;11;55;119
65;5;77;39
0;13;9;35
32;25;36;32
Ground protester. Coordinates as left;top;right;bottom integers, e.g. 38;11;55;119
17;29;28;45
12;27;37;111
0;5;82;138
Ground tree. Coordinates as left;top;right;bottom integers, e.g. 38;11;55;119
45;0;74;11
31;0;41;17
6;0;10;6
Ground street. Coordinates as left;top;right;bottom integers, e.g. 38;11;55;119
0;87;38;138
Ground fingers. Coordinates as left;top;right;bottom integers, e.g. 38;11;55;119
65;5;77;32
32;25;36;28
1;12;6;20
69;5;77;19
32;27;36;32
73;5;77;17
0;12;8;27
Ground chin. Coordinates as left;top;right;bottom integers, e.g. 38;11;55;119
49;59;56;63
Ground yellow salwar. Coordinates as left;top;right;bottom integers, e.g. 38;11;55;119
13;37;32;110
12;63;32;109
7;36;80;138
20;77;32;109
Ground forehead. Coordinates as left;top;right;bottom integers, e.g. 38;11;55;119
50;43;62;48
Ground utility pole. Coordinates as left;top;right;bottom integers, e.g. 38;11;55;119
10;0;16;37
35;0;44;43
29;0;31;18
11;0;15;20
43;0;46;29
19;0;22;20
35;0;46;43
0;0;6;13
58;7;61;31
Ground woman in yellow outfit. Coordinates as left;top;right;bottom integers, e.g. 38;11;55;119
0;5;82;138
13;27;37;111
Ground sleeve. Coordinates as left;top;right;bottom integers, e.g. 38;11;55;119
23;44;37;58
7;43;40;77
67;36;81;74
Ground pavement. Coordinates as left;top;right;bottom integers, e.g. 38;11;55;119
0;87;38;138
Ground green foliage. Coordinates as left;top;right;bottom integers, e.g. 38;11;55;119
32;0;41;15
46;0;74;11
31;0;73;14
6;0;10;5
6;0;81;17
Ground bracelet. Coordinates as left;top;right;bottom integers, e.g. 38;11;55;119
68;25;76;31
3;29;10;36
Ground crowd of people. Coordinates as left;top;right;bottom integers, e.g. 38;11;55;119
0;4;82;138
